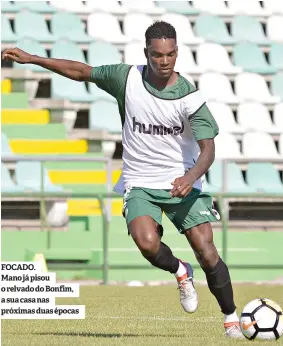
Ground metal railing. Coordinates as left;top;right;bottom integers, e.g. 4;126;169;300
2;156;283;284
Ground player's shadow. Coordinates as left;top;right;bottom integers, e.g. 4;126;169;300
34;332;183;338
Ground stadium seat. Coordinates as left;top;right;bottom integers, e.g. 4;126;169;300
88;41;122;66
1;1;20;12
202;175;219;194
192;0;235;15
267;16;283;42
196;43;242;75
193;0;235;16
228;0;272;16
242;132;281;159
90;101;122;133
232;16;270;45
15;161;63;192
207;102;245;134
198;73;241;104
214;132;243;158
15;1;56;13
271;73;283;99
1;79;12;94
2;109;49;125
49;0;89;13
264;0;283;14
51;74;94;102
270;43;283;71
87;12;131;44
51;12;92;43
175;45;204;74
51;39;86;63
235;73;281;104
121;1;165;14
233;42;277;75
1;133;14;156
161;13;204;45
85;0;128;14
195;15;237;46
124;42;147;65
1;93;29;109
14;11;55;42
156;1;200;15
237;102;278;133
124;13;153;41
1;14;18;42
1;163;24;193
274;103;283;130
209;161;254;193
2;124;67;140
14;38;48;72
246;163;283;193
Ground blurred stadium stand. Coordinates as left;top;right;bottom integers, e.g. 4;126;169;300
1;1;283;275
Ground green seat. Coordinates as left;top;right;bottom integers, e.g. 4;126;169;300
233;42;277;75
1;14;18;42
90;101;122;133
51;39;86;63
156;1;200;15
270;43;283;71
1;93;29;109
14;38;48;72
2;124;66;140
271;73;283;98
232;15;270;45
88;41;122;66
247;163;283;193
1;1;19;12
15;1;56;12
195;15;237;45
209;161;255;193
15;11;55;42
51;12;92;43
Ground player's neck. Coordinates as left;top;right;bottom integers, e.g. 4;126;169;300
145;66;178;90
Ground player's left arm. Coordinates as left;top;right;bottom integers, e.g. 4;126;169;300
171;103;218;197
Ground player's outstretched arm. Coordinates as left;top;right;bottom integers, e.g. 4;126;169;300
1;48;92;82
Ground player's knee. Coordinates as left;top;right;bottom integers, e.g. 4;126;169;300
138;233;159;257
195;243;219;269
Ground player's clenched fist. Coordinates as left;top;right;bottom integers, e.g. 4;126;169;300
170;174;195;198
1;47;32;64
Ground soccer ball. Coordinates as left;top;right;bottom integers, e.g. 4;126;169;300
240;298;283;340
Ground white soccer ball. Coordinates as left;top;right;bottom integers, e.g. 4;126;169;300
240;298;283;340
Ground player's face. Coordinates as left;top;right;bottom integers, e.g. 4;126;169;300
145;38;178;79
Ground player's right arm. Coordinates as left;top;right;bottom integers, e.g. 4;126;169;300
2;48;93;82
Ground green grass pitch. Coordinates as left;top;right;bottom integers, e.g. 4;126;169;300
2;284;283;345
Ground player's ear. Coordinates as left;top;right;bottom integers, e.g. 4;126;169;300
175;46;178;57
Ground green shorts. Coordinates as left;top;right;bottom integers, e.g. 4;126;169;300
122;187;220;234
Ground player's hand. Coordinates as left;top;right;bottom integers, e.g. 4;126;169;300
1;48;33;64
170;174;195;198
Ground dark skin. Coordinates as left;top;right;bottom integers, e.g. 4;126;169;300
2;40;219;269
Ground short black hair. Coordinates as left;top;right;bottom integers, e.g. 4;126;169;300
145;21;177;46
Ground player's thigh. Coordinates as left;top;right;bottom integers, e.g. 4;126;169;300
164;190;218;234
125;197;163;253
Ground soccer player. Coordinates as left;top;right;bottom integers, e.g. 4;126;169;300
2;21;243;338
